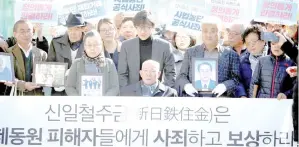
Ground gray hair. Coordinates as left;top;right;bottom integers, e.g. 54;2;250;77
201;16;222;32
230;20;247;34
13;20;33;32
142;60;160;71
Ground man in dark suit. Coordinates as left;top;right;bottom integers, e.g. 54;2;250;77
120;60;177;97
195;62;216;91
118;10;176;89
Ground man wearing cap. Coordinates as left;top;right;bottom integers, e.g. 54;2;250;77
118;10;176;88
46;13;86;95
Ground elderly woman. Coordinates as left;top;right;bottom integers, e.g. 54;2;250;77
175;16;240;97
235;25;267;98
66;30;119;96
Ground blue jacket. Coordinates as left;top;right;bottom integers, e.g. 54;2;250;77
250;54;296;98
235;52;253;97
176;44;240;97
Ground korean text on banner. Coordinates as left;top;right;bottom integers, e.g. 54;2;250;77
112;0;148;12
255;0;298;25
0;97;296;147
167;2;205;35
58;0;106;25
207;0;244;24
14;0;58;24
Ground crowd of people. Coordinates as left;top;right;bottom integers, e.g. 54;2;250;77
0;10;298;140
0;11;298;97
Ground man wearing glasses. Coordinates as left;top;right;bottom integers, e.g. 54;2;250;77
46;13;86;95
118;10;176;88
120;60;177;97
227;22;247;57
5;20;47;95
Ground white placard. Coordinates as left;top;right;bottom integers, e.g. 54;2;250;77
80;74;103;96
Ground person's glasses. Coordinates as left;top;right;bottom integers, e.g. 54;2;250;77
245;40;260;46
200;69;211;73
176;35;189;40
18;30;33;35
100;28;115;33
228;31;241;36
85;44;102;48
136;26;152;31
143;70;156;74
122;26;135;29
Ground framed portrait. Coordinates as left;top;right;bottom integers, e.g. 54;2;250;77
33;62;68;87
0;53;15;82
192;58;218;92
80;74;104;96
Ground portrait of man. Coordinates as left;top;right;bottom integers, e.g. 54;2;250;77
194;61;217;91
0;54;13;82
33;62;68;87
45;74;54;86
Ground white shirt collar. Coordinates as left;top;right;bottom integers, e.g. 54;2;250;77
18;44;33;58
201;80;211;88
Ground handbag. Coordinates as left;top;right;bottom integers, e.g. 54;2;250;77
9;82;24;96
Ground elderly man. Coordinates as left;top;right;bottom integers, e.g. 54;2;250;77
176;16;240;97
47;13;86;68
46;13;86;95
227;22;247;56
118;10;176;88
195;62;216;91
120;60;177;97
5;20;47;95
0;23;49;53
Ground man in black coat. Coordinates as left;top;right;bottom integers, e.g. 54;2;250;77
276;32;298;142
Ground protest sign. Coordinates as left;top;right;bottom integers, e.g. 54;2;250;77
58;0;106;25
105;0;151;18
167;2;205;35
14;0;58;24
206;0;248;24
255;0;298;25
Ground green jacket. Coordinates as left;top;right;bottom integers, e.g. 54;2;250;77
7;45;47;95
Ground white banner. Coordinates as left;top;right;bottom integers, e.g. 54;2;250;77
0;97;296;147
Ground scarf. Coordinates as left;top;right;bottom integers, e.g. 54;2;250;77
81;51;106;69
70;40;83;51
